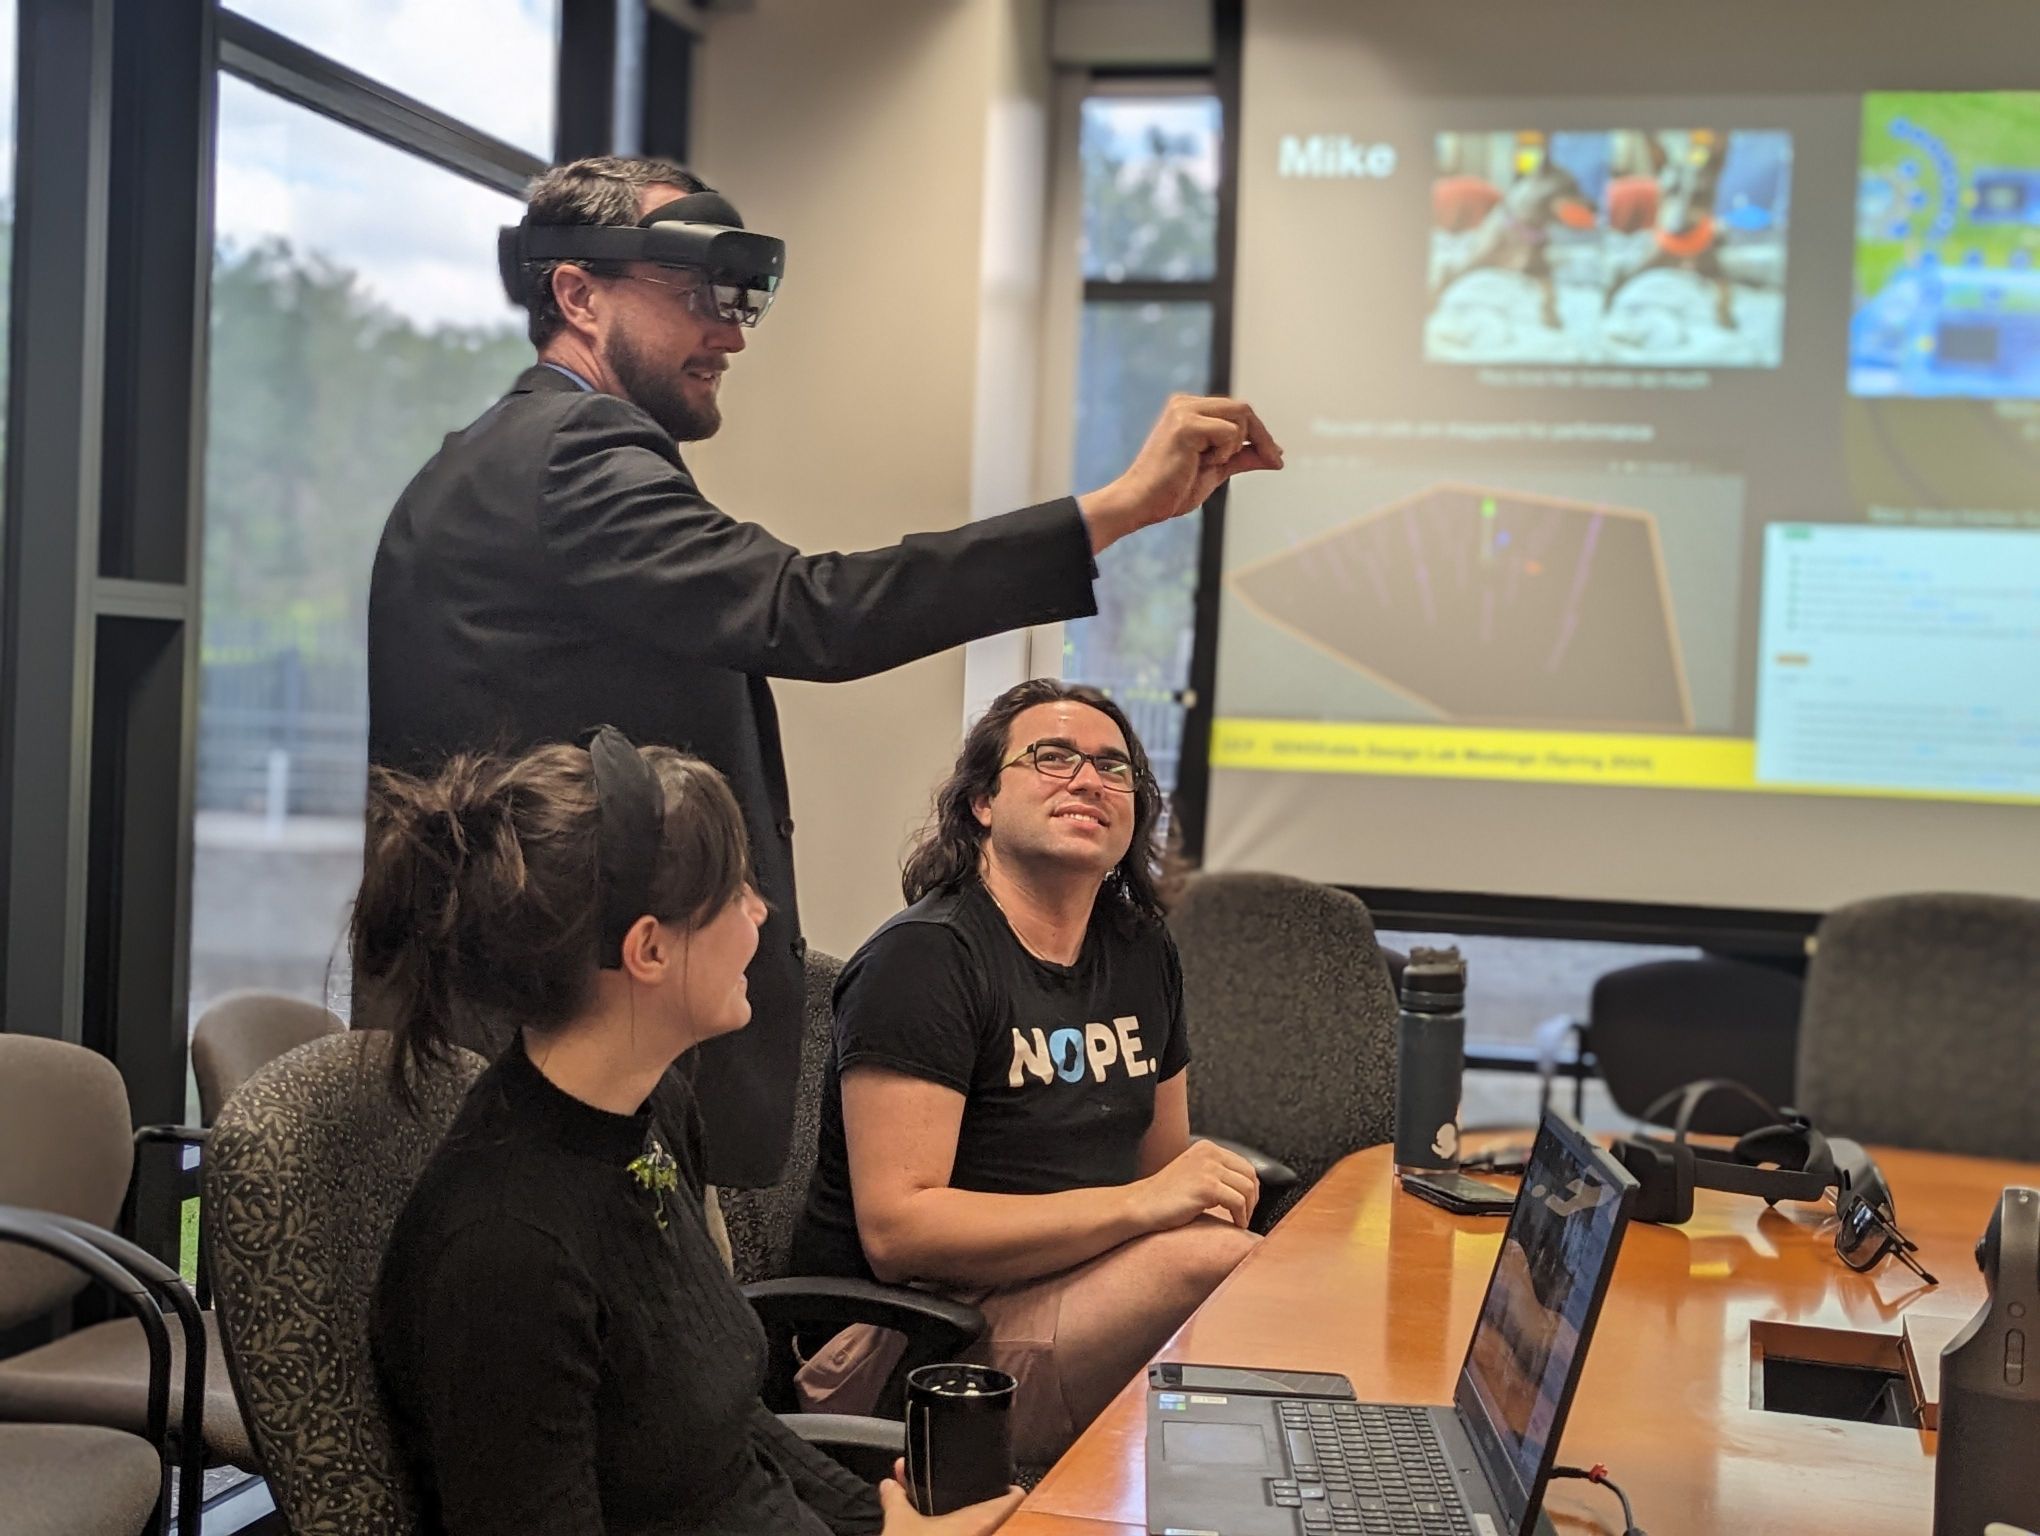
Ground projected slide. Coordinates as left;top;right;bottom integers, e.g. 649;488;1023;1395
1212;1;2040;916
1428;128;1793;368
1228;485;1692;729
1851;92;2040;398
1755;525;2040;798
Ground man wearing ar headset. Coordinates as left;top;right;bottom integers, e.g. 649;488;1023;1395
367;155;1283;1199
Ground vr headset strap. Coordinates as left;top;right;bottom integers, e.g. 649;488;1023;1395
1640;1078;1833;1203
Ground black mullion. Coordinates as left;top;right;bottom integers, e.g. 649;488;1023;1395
2;0;118;1047
1352;887;1816;953
1092;66;1214;84
641;7;693;163
556;0;619;162
217;10;545;197
1082;279;1216;306
1171;0;1242;863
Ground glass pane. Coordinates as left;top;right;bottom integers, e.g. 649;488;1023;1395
1081;94;1221;282
1063;301;1214;793
194;79;530;1037
227;0;560;157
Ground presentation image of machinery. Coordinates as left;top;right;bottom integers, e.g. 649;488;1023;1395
1226;484;1694;731
1426;127;1793;368
1851;91;2040;399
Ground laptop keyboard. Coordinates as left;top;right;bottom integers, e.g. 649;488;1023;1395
1269;1400;1475;1536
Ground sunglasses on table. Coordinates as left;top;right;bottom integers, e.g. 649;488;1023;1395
1829;1149;1938;1287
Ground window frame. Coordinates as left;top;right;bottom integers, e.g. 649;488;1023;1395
1048;44;1240;832
0;0;694;1289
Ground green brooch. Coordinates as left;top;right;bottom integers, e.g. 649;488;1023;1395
627;1137;680;1229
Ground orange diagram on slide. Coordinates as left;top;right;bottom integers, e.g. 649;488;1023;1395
1228;484;1695;730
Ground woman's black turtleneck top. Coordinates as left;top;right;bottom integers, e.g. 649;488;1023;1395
372;1035;884;1535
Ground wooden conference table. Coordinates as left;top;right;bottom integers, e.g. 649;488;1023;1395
1009;1139;2032;1536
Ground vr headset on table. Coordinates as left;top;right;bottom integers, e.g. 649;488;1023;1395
498;190;786;328
1611;1077;1937;1283
1611;1078;1836;1224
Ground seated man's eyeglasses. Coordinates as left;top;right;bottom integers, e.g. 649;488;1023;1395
1002;741;1140;792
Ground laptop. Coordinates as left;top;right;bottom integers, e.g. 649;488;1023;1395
1145;1110;1638;1536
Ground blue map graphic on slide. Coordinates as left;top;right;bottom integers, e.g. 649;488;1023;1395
1851;93;2040;399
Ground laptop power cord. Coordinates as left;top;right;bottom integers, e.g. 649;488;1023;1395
1551;1463;1644;1536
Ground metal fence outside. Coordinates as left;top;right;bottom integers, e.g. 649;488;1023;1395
198;627;368;819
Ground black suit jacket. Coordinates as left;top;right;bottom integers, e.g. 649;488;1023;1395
368;365;1097;1185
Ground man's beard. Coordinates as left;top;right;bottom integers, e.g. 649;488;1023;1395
605;328;722;443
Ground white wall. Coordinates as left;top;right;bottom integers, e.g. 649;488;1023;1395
688;0;1053;959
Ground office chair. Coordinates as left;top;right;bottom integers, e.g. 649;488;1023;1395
1166;872;1399;1228
1572;955;1803;1133
190;990;345;1126
205;1030;479;1534
0;1206;193;1536
1797;893;2040;1160
719;948;987;1422
0;1035;253;1525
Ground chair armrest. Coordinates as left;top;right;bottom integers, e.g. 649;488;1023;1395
41;1214;209;1527
741;1277;986;1417
1196;1134;1300;1197
741;1276;986;1354
776;1412;905;1483
133;1123;209;1149
0;1206;176;1533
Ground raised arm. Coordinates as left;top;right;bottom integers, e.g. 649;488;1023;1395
540;391;1280;683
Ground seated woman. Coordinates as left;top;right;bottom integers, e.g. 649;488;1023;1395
790;681;1261;1464
363;731;1021;1536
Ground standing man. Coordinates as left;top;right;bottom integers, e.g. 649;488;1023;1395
367;155;1280;1191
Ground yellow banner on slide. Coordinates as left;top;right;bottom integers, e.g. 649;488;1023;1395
1210;718;1757;791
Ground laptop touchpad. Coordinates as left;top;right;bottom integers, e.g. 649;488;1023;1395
1160;1421;1274;1466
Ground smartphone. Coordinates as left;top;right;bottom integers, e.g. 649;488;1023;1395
1148;1362;1356;1400
1400;1169;1517;1217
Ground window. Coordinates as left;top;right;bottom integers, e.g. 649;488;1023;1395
191;77;529;1025
1063;91;1222;795
226;0;561;156
1081;95;1220;283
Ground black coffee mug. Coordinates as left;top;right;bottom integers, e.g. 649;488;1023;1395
904;1363;1016;1515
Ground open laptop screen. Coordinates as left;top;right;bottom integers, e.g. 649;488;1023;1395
1454;1112;1637;1536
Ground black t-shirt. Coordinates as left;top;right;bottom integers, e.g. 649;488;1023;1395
791;881;1191;1281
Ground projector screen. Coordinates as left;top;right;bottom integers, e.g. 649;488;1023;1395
1204;0;2040;922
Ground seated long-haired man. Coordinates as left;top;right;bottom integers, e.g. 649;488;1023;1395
791;680;1259;1463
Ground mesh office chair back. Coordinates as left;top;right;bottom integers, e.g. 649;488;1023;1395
1167;872;1399;1219
206;1031;485;1535
1797;893;2040;1161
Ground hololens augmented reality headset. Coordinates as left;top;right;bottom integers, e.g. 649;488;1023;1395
1610;1078;1839;1225
498;190;785;327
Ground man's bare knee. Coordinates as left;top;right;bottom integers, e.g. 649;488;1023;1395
1176;1220;1258;1292
1131;1220;1257;1309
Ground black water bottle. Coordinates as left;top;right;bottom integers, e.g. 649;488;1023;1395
1394;946;1467;1177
